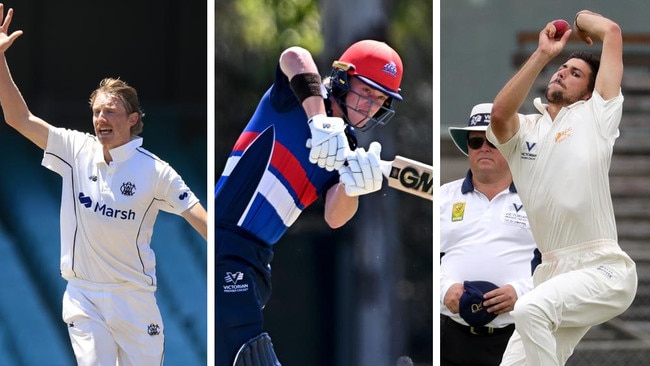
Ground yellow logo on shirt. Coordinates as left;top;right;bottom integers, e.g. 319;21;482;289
555;127;573;143
452;202;466;222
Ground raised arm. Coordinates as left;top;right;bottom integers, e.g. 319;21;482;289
279;46;327;119
0;5;50;150
280;46;358;225
490;20;572;143
573;10;623;100
279;46;350;173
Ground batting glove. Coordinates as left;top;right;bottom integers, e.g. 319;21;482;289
339;141;383;196
306;114;349;171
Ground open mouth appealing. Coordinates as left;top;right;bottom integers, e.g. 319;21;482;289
97;127;113;136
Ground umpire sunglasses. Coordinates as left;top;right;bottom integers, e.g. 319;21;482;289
467;136;496;150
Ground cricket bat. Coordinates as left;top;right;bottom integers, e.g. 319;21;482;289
379;155;433;200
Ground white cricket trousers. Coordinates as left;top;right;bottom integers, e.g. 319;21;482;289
500;240;637;366
62;280;165;366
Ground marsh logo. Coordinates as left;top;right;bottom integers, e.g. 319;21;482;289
78;192;136;220
79;193;92;208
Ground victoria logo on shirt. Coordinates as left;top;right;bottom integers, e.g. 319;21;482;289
503;201;529;228
78;192;136;221
520;141;538;161
225;271;244;284
223;271;248;293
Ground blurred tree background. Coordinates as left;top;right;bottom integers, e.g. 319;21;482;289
216;0;433;365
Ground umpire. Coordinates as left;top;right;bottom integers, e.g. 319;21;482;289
440;103;540;366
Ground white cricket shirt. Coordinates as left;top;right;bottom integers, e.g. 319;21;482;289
42;127;199;290
440;173;538;328
487;91;622;253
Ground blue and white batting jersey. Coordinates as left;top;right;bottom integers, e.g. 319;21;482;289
440;172;538;328
487;91;622;253
215;65;341;245
42;127;199;290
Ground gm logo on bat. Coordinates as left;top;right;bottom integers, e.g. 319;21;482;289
389;165;433;196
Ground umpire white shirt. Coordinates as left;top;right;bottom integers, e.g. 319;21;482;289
440;173;538;328
42;127;199;290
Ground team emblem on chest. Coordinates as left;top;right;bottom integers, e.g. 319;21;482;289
120;182;136;196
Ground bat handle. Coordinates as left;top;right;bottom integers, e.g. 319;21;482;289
379;160;392;179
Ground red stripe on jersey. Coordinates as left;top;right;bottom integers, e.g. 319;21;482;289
233;131;259;152
271;143;318;207
232;131;318;207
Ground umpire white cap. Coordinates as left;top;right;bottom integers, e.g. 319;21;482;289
448;103;492;156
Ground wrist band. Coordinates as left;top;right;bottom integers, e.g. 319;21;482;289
575;13;584;31
290;73;322;103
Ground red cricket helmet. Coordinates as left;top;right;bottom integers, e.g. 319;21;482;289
335;40;403;100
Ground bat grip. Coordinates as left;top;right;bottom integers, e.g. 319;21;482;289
379;160;392;178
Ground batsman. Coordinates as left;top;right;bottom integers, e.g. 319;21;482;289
216;40;405;365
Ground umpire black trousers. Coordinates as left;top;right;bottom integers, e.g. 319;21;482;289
440;314;515;366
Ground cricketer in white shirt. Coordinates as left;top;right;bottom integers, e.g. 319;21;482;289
42;127;200;288
43;126;202;365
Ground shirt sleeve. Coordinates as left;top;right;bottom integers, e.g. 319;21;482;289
156;163;201;215
590;89;623;139
269;64;302;113
41;127;95;176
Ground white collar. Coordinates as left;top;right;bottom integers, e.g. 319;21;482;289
94;136;143;165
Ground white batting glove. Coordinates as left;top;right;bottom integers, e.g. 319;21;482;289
306;114;349;171
339;141;383;196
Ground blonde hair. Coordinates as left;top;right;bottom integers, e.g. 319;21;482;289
89;78;145;135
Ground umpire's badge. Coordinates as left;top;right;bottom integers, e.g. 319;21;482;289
147;323;161;336
451;202;466;222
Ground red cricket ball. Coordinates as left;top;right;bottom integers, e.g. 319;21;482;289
552;19;570;40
